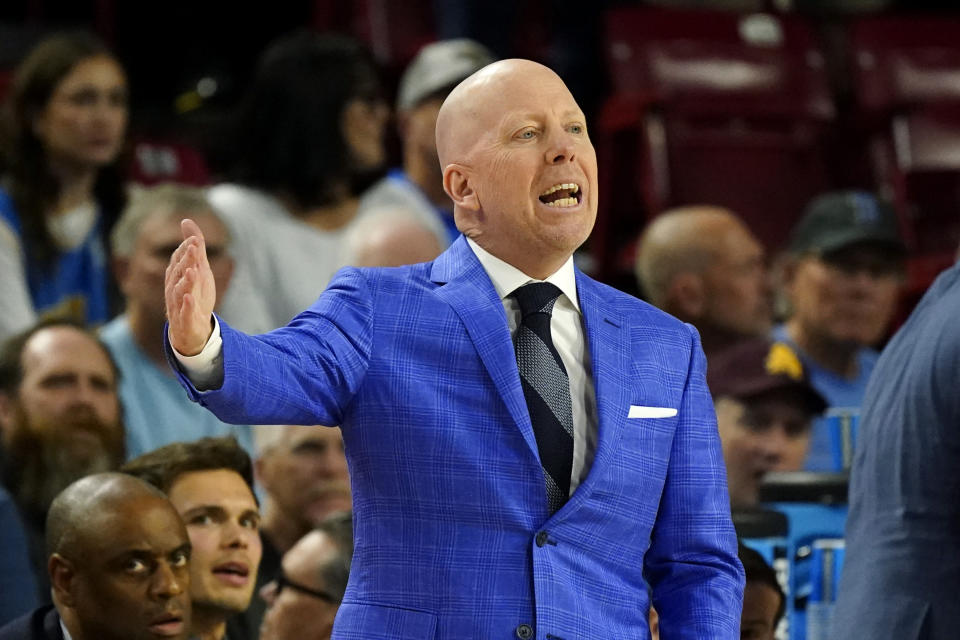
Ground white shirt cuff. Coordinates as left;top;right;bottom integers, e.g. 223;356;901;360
171;315;224;390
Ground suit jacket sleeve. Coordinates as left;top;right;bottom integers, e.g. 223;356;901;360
167;267;374;426
645;324;745;639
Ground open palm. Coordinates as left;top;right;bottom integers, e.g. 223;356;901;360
164;218;217;355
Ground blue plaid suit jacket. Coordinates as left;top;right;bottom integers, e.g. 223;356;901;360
172;237;743;639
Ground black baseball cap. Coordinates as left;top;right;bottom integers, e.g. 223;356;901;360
789;190;906;255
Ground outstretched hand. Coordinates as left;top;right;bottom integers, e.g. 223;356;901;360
165;219;217;356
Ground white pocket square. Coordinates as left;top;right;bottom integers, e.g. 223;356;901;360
628;405;678;419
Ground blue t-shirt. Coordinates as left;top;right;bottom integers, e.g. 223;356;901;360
772;324;879;471
0;187;109;326
100;315;255;459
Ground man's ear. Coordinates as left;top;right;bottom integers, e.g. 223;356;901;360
667;272;706;319
49;554;77;607
443;164;479;212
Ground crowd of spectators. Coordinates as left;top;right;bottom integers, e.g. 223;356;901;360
0;9;955;640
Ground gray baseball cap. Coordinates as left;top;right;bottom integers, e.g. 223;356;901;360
396;39;495;111
789;190;906;255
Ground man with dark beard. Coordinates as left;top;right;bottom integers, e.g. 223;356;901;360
0;320;125;598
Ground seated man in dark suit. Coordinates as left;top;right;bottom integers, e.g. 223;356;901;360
0;472;191;640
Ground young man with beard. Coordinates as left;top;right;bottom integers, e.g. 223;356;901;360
0;472;192;640
123;437;262;640
0;320;125;598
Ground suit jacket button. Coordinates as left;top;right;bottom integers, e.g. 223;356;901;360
535;531;549;547
515;623;534;639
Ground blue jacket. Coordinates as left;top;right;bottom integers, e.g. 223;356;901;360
171;237;743;639
0;606;62;640
833;262;960;640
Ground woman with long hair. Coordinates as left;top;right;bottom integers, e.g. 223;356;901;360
208;31;395;334
0;31;128;340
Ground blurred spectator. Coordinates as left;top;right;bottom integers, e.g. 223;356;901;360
0;472;191;640
738;543;786;640
833;259;960;639
360;39;493;247
235;426;351;640
635;206;772;359
259;512;353;640
101;184;252;458
122;437;261;640
0;320;124;593
209;32;394;335
0;483;39;625
775;191;905;470
708;338;826;507
256;426;350;561
0;32;128;341
345;207;443;267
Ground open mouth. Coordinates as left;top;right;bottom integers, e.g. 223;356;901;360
538;182;582;208
213;561;250;586
149;613;185;637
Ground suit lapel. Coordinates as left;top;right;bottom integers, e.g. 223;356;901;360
572;271;631;499
431;238;540;458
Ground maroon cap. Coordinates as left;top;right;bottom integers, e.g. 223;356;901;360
707;338;826;414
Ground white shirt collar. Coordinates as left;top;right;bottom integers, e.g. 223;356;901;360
465;237;580;312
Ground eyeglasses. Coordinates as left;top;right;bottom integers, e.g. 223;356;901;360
275;569;340;604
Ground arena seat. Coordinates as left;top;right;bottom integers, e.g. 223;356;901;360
847;15;960;305
593;6;836;283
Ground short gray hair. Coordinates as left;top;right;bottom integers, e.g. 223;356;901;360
111;183;222;257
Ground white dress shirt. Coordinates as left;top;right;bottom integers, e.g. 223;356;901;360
174;239;599;494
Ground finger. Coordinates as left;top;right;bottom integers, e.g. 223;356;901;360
167;235;200;274
181;218;212;271
181;218;205;243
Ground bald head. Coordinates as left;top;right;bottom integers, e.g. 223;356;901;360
636;207;749;307
47;472;170;559
347;208;444;267
636;206;771;340
47;472;193;640
435;59;598;279
437;59;561;169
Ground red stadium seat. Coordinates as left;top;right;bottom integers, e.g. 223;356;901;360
848;14;960;115
592;7;836;283
847;16;960;300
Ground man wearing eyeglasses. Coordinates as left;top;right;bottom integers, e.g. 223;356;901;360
259;512;353;640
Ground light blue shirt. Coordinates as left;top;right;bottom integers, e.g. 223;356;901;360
100;315;254;459
772;324;878;471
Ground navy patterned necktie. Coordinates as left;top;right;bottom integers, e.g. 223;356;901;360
512;282;574;515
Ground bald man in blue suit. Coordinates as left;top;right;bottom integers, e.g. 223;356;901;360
165;59;743;639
